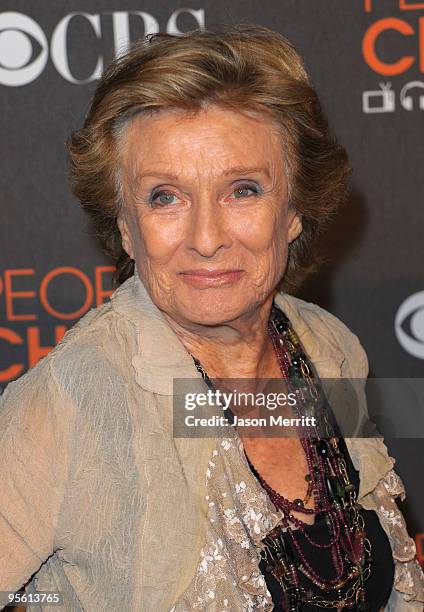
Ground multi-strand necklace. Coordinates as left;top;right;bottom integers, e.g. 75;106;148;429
191;303;371;611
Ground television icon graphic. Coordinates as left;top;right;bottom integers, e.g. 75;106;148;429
362;82;395;113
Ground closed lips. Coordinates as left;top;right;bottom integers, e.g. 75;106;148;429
180;269;243;275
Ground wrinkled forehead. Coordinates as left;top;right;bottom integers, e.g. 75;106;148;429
117;104;287;183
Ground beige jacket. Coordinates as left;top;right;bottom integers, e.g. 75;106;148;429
0;271;423;611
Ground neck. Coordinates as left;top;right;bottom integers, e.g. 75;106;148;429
162;292;277;380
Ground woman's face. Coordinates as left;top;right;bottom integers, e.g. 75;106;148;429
117;105;302;328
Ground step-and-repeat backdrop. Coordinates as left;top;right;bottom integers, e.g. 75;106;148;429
1;0;423;565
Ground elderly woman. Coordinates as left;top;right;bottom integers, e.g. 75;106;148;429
0;25;423;612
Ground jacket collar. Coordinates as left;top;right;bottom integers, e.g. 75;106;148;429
110;269;345;395
273;291;346;379
111;272;394;504
110;272;394;507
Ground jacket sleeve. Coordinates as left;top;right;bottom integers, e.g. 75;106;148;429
327;316;424;610
0;359;75;608
360;469;424;611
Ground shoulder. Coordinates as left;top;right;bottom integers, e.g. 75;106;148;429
280;293;356;337
276;292;369;378
2;299;132;410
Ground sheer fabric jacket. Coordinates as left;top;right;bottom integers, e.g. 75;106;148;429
0;272;423;611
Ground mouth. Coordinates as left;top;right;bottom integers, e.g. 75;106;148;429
178;268;244;288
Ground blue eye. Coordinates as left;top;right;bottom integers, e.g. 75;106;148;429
232;184;261;199
150;190;178;206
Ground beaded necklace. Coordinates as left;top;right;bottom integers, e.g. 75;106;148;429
191;303;372;611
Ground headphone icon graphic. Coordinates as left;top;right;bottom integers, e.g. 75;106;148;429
400;81;424;111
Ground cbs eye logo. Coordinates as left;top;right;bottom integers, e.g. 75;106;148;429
0;12;48;86
395;291;424;359
0;10;205;87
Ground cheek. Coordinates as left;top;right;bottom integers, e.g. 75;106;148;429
134;214;184;261
231;208;284;256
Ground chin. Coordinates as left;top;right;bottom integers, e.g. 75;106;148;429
176;292;249;326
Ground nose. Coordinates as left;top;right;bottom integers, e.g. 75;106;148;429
186;196;232;258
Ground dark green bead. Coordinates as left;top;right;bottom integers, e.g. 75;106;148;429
337;481;346;498
275;320;288;334
288;365;301;378
325;476;343;502
303;403;316;419
315;440;328;457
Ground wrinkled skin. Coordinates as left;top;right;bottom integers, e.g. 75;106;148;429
117;104;302;379
117;104;313;518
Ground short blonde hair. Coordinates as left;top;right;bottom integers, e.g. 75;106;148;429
68;24;352;291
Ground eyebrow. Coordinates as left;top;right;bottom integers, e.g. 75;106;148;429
134;166;271;182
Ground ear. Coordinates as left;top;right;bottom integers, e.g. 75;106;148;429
117;212;134;260
287;209;303;244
